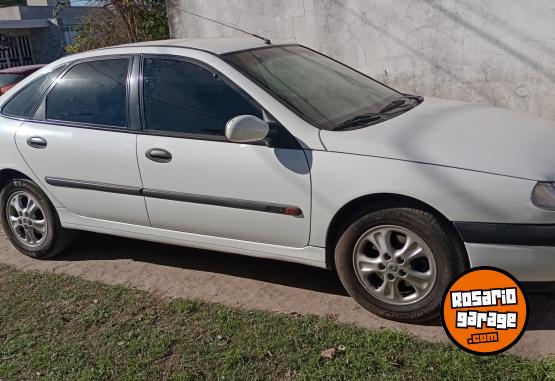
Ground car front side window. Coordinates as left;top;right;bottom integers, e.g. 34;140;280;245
45;58;130;128
142;57;262;137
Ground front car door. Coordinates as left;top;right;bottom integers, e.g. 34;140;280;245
15;56;149;226
136;56;311;247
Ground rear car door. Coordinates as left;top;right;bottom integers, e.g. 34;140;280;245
14;56;149;225
136;56;311;247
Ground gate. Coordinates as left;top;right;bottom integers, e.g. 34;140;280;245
0;35;34;69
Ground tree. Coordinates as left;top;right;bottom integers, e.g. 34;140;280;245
136;0;169;41
59;0;169;53
64;8;130;54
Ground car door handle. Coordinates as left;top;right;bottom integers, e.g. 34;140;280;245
27;136;47;149
145;148;172;163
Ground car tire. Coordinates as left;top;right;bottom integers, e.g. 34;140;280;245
334;207;467;323
0;179;72;259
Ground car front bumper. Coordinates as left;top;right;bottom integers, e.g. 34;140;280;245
466;243;555;282
455;222;555;282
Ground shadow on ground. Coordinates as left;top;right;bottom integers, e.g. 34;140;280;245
54;232;348;297
54;232;555;330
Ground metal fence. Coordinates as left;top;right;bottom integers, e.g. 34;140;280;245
0;35;34;69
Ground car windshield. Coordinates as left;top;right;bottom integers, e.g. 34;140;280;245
0;73;24;87
225;45;402;130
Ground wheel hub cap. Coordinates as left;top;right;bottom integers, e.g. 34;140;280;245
353;225;437;306
5;191;47;249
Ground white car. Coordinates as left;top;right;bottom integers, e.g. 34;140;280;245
1;38;554;323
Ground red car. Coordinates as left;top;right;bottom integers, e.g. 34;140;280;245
0;64;46;95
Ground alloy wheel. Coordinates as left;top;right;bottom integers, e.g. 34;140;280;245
5;191;48;249
352;225;437;305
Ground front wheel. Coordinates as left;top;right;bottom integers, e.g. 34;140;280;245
334;207;467;323
0;179;72;259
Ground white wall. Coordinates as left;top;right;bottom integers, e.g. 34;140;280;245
26;0;57;6
167;0;555;120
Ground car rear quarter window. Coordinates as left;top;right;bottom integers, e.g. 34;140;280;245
2;65;66;119
142;58;261;137
45;59;130;128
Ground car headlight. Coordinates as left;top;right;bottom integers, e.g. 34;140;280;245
531;182;555;211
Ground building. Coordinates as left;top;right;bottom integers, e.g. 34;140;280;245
166;0;555;121
0;0;92;68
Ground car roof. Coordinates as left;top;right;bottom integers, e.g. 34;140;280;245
112;37;291;55
0;64;46;74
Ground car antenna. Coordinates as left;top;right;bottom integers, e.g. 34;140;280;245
175;8;272;45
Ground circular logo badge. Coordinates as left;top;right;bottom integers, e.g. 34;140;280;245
441;267;529;355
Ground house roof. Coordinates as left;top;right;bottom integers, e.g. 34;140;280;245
116;37;290;55
0;19;51;29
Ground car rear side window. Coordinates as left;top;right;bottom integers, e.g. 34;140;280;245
142;58;261;137
46;59;130;128
2;65;66;119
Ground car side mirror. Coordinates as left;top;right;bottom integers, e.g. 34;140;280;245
225;115;269;143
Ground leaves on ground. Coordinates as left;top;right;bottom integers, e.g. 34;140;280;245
0;264;553;381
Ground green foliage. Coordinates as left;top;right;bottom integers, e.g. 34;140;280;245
63;0;169;54
136;0;170;41
0;264;554;380
65;8;130;54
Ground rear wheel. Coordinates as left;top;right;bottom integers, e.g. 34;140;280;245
334;207;467;323
0;179;72;259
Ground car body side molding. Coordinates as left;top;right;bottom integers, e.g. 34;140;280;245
142;189;303;216
45;177;142;196
45;177;303;217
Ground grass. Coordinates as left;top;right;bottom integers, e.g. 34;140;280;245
0;265;553;380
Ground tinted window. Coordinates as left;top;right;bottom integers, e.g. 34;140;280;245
46;59;129;127
0;74;24;87
143;58;261;136
2;65;66;119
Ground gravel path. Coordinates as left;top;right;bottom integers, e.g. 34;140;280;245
1;230;553;358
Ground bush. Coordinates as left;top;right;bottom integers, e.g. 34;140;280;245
63;0;169;53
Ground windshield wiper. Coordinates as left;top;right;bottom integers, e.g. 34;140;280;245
333;95;424;131
333;113;382;131
379;95;423;114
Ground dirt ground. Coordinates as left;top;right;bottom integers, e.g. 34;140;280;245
0;230;554;359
